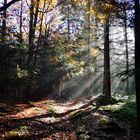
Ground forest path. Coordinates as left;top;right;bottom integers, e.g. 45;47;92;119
0;95;136;140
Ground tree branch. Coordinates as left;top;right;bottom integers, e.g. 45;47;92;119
0;0;20;12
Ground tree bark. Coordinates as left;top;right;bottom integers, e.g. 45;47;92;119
27;0;40;70
0;0;19;12
0;0;7;94
103;16;111;98
67;2;70;41
124;8;129;95
33;0;46;67
87;0;91;61
19;0;23;67
27;0;35;70
134;0;140;127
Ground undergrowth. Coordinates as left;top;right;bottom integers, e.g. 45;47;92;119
99;99;136;121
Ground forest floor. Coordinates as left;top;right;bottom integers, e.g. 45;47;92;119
0;95;139;140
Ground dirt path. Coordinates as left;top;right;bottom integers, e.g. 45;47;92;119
0;96;138;140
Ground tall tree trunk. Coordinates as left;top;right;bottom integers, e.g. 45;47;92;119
67;1;70;41
87;0;91;60
0;0;7;94
2;0;7;42
134;0;140;127
103;16;111;98
32;0;40;68
27;0;35;70
124;8;129;95
27;0;39;70
94;18;98;73
19;1;23;44
19;0;23;67
93;0;98;74
33;0;46;67
33;0;40;38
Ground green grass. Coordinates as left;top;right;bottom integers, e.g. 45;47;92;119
113;101;136;120
5;125;30;139
76;125;89;140
70;110;84;120
100;99;136;121
98;115;110;125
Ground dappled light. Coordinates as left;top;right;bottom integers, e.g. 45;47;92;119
0;0;140;139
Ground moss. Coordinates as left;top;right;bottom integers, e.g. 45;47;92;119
99;100;136;121
70;110;85;120
95;95;117;106
100;103;123;112
78;134;89;140
76;125;89;140
117;98;128;103
19;125;30;130
26;101;35;107
98;115;110;126
47;105;58;117
5;125;30;139
113;101;136;120
5;131;21;139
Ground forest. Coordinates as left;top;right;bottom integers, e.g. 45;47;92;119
0;0;140;139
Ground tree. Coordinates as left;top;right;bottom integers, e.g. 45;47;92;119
0;0;20;12
0;0;7;94
103;15;111;98
123;3;129;95
134;0;140;126
33;0;46;68
18;0;23;67
102;1;114;99
27;0;36;70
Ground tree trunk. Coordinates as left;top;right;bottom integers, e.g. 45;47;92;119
124;8;129;95
27;0;40;70
103;16;111;98
134;0;140;127
67;2;70;41
27;0;35;70
87;0;91;61
0;0;7;94
33;0;46;67
19;0;23;67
